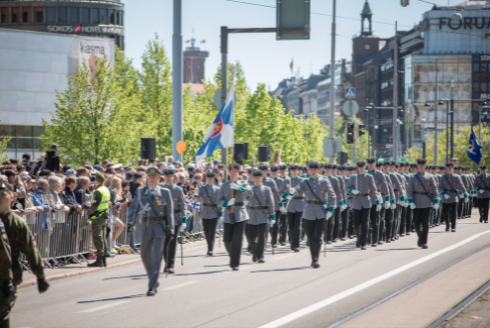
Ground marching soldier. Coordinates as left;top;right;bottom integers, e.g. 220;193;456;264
161;169;187;274
280;165;305;252
381;162;397;242
0;183;49;327
347;161;379;250
195;171;221;256
332;164;347;241
337;165;349;241
87;172;111;267
257;164;283;248
366;158;390;247
247;170;275;263
323;164;343;244
475;165;490;223
439;163;467;232
128;167;174;296
293;162;336;268
217;164;253;271
269;165;287;246
454;166;465;220
407;159;440;249
388;162;407;241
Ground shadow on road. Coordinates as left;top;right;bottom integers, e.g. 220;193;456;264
250;266;310;273
78;294;146;303
103;274;147;281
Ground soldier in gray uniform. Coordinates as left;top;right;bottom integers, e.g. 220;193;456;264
407;159;440;249
387;162;407;241
323;164;342;244
161;169;187;274
347;161;379;250
128;167;174;296
269;165;287;246
440;163;467;232
475;165;490;223
195;171;221;255
332;164;347;241
366;158;390;247
280;165;305;252
381;162;397;243
217;163;254;271
257;164;283;248
247;170;275;263
336;165;349;241
293;161;336;268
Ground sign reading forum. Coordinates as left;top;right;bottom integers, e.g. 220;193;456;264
78;39;111;69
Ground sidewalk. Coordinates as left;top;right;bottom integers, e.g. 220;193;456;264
19;238;209;289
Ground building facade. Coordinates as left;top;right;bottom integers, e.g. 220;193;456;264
183;41;209;85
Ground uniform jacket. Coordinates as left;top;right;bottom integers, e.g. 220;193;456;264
162;184;186;225
388;173;405;201
336;175;347;205
247;184;274;225
295;177;336;220
345;175;353;207
327;175;343;206
346;174;378;210
475;173;490;198
280;177;305;213
439;174;466;203
385;174;396;204
272;177;284;193
367;169;390;204
196;184;221;219
217;181;253;224
262;178;281;211
407;172;440;208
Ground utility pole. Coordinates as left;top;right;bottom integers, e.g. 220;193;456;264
221;26;228;167
450;98;454;159
329;0;337;164
172;0;183;161
392;21;398;161
434;65;438;165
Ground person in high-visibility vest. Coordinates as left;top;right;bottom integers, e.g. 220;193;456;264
87;172;111;267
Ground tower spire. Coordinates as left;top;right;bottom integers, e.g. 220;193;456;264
361;0;373;37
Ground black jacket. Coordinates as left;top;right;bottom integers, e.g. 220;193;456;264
74;185;91;209
61;187;78;213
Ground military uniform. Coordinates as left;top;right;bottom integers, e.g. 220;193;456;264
382;166;397;242
0;213;14;328
258;168;282;248
196;172;221;255
270;167;287;246
407;160;440;248
333;166;348;241
162;182;186;273
128;167;174;295
475;167;490;223
388;164;406;241
294;162;336;268
367;159;390;246
440;164;467;231
217;165;254;270
324;167;342;244
280;166;305;251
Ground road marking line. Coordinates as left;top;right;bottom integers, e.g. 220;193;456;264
163;281;198;291
259;230;490;328
77;300;130;313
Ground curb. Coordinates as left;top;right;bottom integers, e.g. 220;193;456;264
19;239;210;289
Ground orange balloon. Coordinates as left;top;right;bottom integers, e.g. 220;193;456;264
176;141;187;154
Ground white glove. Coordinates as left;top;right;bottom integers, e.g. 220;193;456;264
464;197;469;203
244;200;249;206
280;206;286;213
227;198;235;206
444;194;450;199
180;223;187;232
458;193;464;199
326;211;333;219
351;189;360;195
230;183;239;190
480;189;485;194
342;204;347;211
289;188;296;195
433;203;440;210
270;219;276;226
384;201;390;209
323;204;328;209
193;189;199;196
376;204;381;212
391;203;397;209
410;203;416;209
404;202;409;208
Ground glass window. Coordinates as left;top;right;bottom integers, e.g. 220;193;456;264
34;139;44;150
70;7;79;23
109;9;114;24
1;8;9;24
23;7;31;23
17;139;33;149
16;126;32;138
33;126;45;137
58;7;67;23
91;8;99;24
473;63;480;72
46;7;55;23
473;83;480;92
115;10;119;25
0;126;14;137
481;83;487;92
120;11;123;26
6;138;16;150
81;8;89;24
100;9;107;24
34;8;43;23
11;8;19;23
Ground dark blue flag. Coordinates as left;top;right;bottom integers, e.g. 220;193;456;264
467;127;483;165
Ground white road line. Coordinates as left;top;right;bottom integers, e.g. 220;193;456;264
259;230;490;328
77;300;130;313
163;281;198;291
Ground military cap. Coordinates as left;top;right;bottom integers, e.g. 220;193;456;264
146;166;161;177
95;172;106;182
416;159;427;165
252;170;264;177
163;168;175;176
308;161;321;169
349;166;356;171
279;165;288;170
410;163;417;168
376;161;383;167
445;163;454;167
324;164;332;169
454;165;461;170
228;163;242;171
338;165;345;170
356;161;365;168
439;165;445;170
270;165;279;172
246;168;253;174
205;170;216;178
394;163;399;168
301;166;308;171
289;164;299;170
257;164;269;171
366;158;376;164
0;183;14;192
332;164;338;169
480;165;487;170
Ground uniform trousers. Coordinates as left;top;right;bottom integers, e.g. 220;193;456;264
353;207;370;248
340;208;349;239
378;207;386;243
202;217;218;252
413;208;432;246
348;208;356;237
245;224;253;253
399;206;407;235
223;221;246;268
304;218;325;262
442;203;457;230
249;223;267;261
332;207;341;240
384;208;393;241
140;220;167;290
478;198;490;222
324;209;338;243
393;205;401;239
91;216;108;257
368;204;380;245
287;212;303;249
163;223;180;269
271;211;287;245
405;207;412;234
457;199;464;219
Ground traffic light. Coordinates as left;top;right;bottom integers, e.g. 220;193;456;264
353;123;366;145
358;124;366;138
401;0;409;7
347;123;354;145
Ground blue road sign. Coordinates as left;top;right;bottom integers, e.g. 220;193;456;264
345;88;356;99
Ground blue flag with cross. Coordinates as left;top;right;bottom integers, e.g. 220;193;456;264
467;127;483;165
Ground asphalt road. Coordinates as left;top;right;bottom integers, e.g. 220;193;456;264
12;214;490;328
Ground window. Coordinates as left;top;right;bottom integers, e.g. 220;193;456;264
46;7;55;23
120;11;123;26
34;8;43;23
11;7;19;23
58;7;67;23
81;8;89;24
0;126;45;159
109;9;114;24
115;10;119;25
100;9;107;24
1;8;9;24
70;7;79;23
22;7;31;23
91;8;99;24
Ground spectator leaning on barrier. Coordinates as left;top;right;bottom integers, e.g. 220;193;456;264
74;177;91;210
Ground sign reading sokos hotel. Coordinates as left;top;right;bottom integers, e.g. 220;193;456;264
47;25;123;35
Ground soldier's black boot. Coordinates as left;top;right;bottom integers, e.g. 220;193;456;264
102;256;107;267
87;255;104;267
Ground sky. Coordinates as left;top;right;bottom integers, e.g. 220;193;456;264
123;0;457;91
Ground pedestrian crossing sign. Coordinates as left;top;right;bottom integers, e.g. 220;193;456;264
345;88;355;99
